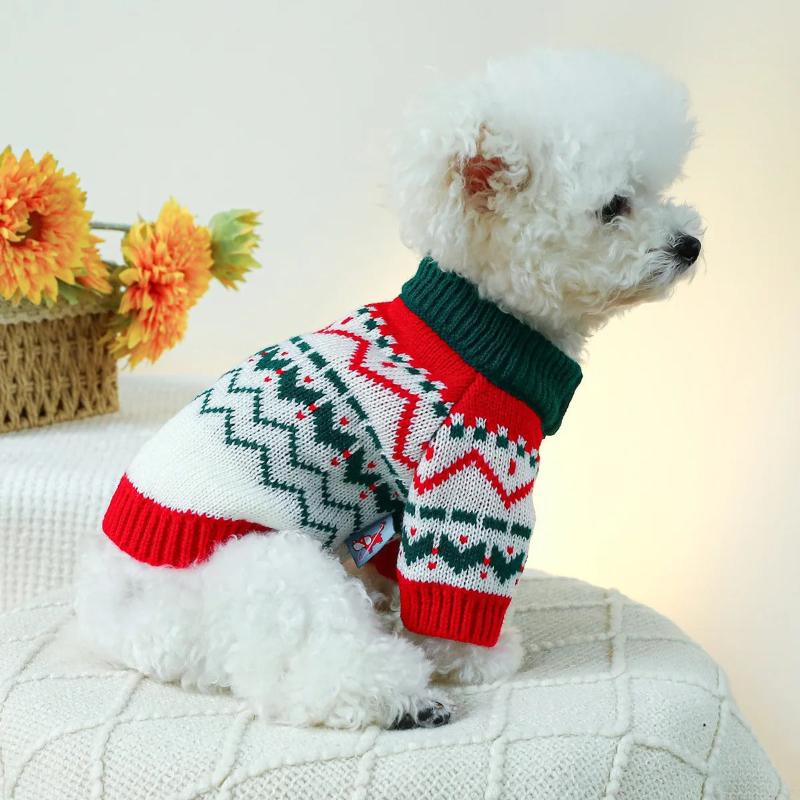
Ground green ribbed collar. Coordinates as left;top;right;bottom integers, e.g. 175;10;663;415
401;258;582;435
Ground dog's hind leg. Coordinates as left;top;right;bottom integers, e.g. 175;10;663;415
194;530;451;729
77;529;450;729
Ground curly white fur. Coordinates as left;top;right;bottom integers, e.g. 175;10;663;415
75;49;702;730
392;49;703;358
343;556;524;685
76;533;442;729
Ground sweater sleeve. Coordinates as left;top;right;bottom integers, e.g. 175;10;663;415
396;377;543;647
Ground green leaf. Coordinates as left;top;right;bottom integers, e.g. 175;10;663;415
56;281;84;306
209;208;262;288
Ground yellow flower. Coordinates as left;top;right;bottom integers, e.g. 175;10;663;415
78;233;113;295
0;147;111;304
110;199;212;365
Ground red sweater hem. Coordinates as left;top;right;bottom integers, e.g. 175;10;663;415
103;475;269;568
397;574;509;647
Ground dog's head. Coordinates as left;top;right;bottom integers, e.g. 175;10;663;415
393;50;703;357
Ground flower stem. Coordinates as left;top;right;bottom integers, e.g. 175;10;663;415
91;221;130;233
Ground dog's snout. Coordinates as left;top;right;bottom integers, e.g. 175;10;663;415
672;234;701;267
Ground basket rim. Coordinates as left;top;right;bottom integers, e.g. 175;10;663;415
0;295;115;326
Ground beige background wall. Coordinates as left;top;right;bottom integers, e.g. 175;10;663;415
6;0;799;789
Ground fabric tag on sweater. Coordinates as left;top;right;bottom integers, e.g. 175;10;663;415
347;515;396;567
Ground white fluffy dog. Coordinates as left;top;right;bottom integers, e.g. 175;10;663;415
75;50;702;730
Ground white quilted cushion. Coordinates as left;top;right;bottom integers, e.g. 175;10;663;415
0;576;788;800
0;376;208;612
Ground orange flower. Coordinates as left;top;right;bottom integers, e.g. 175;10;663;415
111;199;212;365
78;233;113;295
0;147;111;304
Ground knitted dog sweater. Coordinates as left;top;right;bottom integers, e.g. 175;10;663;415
103;258;582;646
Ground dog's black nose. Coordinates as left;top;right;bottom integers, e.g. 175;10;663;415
673;234;701;266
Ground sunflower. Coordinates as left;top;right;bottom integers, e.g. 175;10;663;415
110;199;213;365
0;147;111;305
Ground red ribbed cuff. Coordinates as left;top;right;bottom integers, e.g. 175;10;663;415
103;475;269;568
397;575;510;647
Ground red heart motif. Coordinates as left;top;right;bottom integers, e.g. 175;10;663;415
483;556;491;566
459;535;468;544
428;561;437;570
480;570;488;579
431;547;439;555
409;527;417;537
507;546;514;555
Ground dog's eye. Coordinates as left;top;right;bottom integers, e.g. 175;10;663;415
600;195;632;224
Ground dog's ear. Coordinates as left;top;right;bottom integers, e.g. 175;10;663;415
455;127;531;211
461;155;508;198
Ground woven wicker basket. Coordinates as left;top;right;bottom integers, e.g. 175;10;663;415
0;299;118;433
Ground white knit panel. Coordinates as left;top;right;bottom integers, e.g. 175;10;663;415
398;412;538;598
127;306;450;547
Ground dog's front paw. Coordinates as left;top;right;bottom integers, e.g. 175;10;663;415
391;700;451;730
414;627;524;685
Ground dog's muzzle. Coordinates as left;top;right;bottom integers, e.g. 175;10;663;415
670;234;701;272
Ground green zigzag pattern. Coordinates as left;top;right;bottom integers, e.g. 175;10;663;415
198;363;402;545
256;338;407;504
198;374;342;539
400;525;524;584
256;338;408;500
400;528;435;563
